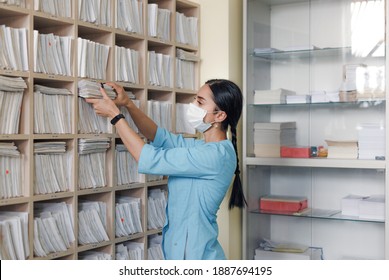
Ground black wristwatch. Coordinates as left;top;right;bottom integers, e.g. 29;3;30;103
110;113;125;125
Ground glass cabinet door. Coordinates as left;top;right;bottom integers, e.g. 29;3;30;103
244;0;387;260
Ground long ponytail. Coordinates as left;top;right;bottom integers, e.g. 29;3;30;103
206;79;247;209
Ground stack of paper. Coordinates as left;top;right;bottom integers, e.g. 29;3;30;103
34;141;70;195
147;100;172;131
115;46;139;84
33;31;72;76
2;0;26;7
0;142;22;199
116;241;144;260
33;202;75;257
34;85;72;134
310;91;340;103
326;139;358;159
148;189;166;230
176;48;200;62
341;194;368;216
77;80;115;134
148;234;164;260
0;211;29;259
78;0;111;26
253;88;296;104
77;38;110;79
175;103;195;134
148;51;173;87
116;144;141;185
116;0;143;34
78;138;110;189
115;196;142;237
286;94;311;104
0;75;26;134
78;200;109;245
253;122;296;157
148;4;171;41
359;194;385;220
175;58;195;90
255;239;322;260
357;123;385;160
78;251;112;260
176;12;198;47
34;0;71;18
0;25;28;71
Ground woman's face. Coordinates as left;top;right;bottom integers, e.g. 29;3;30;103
192;84;219;122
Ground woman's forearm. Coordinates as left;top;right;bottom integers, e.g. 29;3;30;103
125;102;158;141
114;117;145;161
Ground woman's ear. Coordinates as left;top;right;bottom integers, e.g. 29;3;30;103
215;111;227;123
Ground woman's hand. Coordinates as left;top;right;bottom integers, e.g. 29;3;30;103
85;87;121;119
105;82;133;108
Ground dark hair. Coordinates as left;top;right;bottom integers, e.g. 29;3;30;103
206;79;247;209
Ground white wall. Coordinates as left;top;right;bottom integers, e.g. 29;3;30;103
191;0;243;260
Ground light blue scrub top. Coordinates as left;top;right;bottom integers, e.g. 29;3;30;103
138;127;237;260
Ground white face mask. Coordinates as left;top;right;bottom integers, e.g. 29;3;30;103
186;103;214;133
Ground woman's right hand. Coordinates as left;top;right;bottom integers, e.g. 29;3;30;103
105;82;133;108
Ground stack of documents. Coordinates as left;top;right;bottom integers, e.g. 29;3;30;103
78;79;116;99
0;211;29;259
310;91;340;103
34;0;71;18
78;138;110;189
286;94;311;104
115;46;139;84
33;202;75;257
253;88;295;104
148;51;173;87
341;194;369;216
2;0;26;7
34;141;70;195
78;251;112;260
342;194;385;220
0;25;28;71
175;58;195;90
176;103;195;134
357;123;385;160
176;12;198;47
33;31;72;76
255;238;322;260
78;0;111;26
0;142;22;199
176;48;200;62
116;144;141;185
0;75;27;134
115;196;142;237
77;38;110;79
77;80;114;134
148;4;171;41
359;194;385;220
147;100;172;131
34;85;72;134
148;189;166;230
148;234;164;260
253;122;296;157
116;0;143;34
326;139;358;159
78;200;109;245
116;241;144;260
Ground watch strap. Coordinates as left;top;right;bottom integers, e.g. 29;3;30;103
110;113;125;125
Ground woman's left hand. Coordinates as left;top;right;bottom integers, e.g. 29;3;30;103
85;87;121;119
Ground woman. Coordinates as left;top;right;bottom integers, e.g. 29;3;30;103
86;79;246;260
